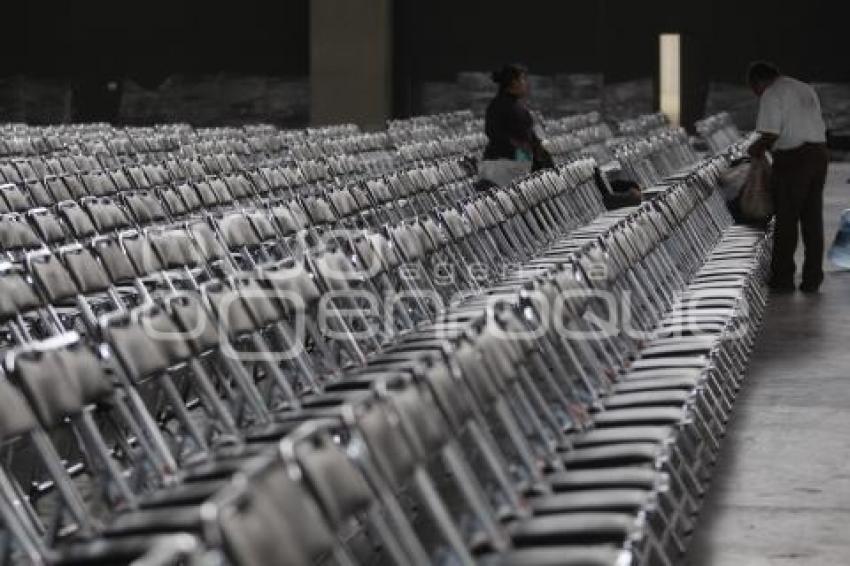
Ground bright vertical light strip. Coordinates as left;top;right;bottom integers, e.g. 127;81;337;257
659;33;681;127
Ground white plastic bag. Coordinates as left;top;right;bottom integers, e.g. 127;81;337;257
478;159;532;187
828;209;850;270
739;157;773;221
718;162;749;202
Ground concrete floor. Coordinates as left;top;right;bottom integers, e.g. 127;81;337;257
686;163;850;565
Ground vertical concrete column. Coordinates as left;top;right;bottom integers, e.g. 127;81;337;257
310;0;393;130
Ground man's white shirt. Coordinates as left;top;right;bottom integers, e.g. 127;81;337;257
756;76;826;151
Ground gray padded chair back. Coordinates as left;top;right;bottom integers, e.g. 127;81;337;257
194;181;219;208
261;260;322;308
105;315;173;381
246;211;277;243
293;430;374;528
45;175;73;202
218;213;259;249
0;184;32;213
423;361;474;430
233;277;282;329
91;237;138;285
313;250;360;293
354;401;417;491
452;339;500;405
0;213;43;252
202;282;260;338
187;222;226;263
221;460;335;566
159;187;188;218
176;184;202;213
0;380;37;441
224;173;255;200
13;350;83;428
0;269;42;323
27;209;67;245
122;231;165;276
28;252;80;304
388;383;449;458
150;229;200;270
63;175;88;200
165;294;221;354
140;308;194;367
25;180;54;207
271;202;310;236
60;246;112;294
57;201;97;240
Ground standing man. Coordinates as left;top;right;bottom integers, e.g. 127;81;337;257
747;61;829;293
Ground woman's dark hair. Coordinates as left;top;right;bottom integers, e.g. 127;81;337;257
747;61;780;86
492;63;527;90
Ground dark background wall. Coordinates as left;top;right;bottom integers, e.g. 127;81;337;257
3;0;309;122
394;0;850;127
2;0;847;127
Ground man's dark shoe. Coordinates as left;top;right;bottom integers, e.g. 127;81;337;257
799;282;821;294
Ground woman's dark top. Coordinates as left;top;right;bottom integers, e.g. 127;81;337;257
483;91;553;170
483;91;537;160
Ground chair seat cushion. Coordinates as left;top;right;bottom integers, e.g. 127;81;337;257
53;535;197;566
665;307;735;318
509;512;636;546
614;375;701;394
661;316;729;326
624;366;705;381
548;467;660;491
628;357;707;371
531;489;652;515
654;324;725;336
571;425;674;447
105;507;205;537
592;407;687;427
678;289;743;299
479;545;628;566
601;390;691;409
561;442;662;468
639;340;717;358
137;480;225;509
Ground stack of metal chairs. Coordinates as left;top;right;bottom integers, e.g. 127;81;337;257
694;113;743;155
0;113;770;566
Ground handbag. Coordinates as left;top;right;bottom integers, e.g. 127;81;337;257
827;208;850;269
738;157;773;221
718;162;749;202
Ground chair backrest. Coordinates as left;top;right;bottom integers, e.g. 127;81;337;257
9;336;112;429
201;280;262;339
103;312;175;381
259;258;322;309
162;293;222;355
59;244;112;295
217;455;336;566
90;235;139;286
25;180;54;207
290;427;374;529
27;208;67;246
44;175;73;202
148;227;202;270
27;250;80;305
0;265;43;327
57;200;98;240
0;213;43;253
0;379;37;442
0;183;32;213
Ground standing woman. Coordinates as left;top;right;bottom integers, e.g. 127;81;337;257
479;64;553;188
